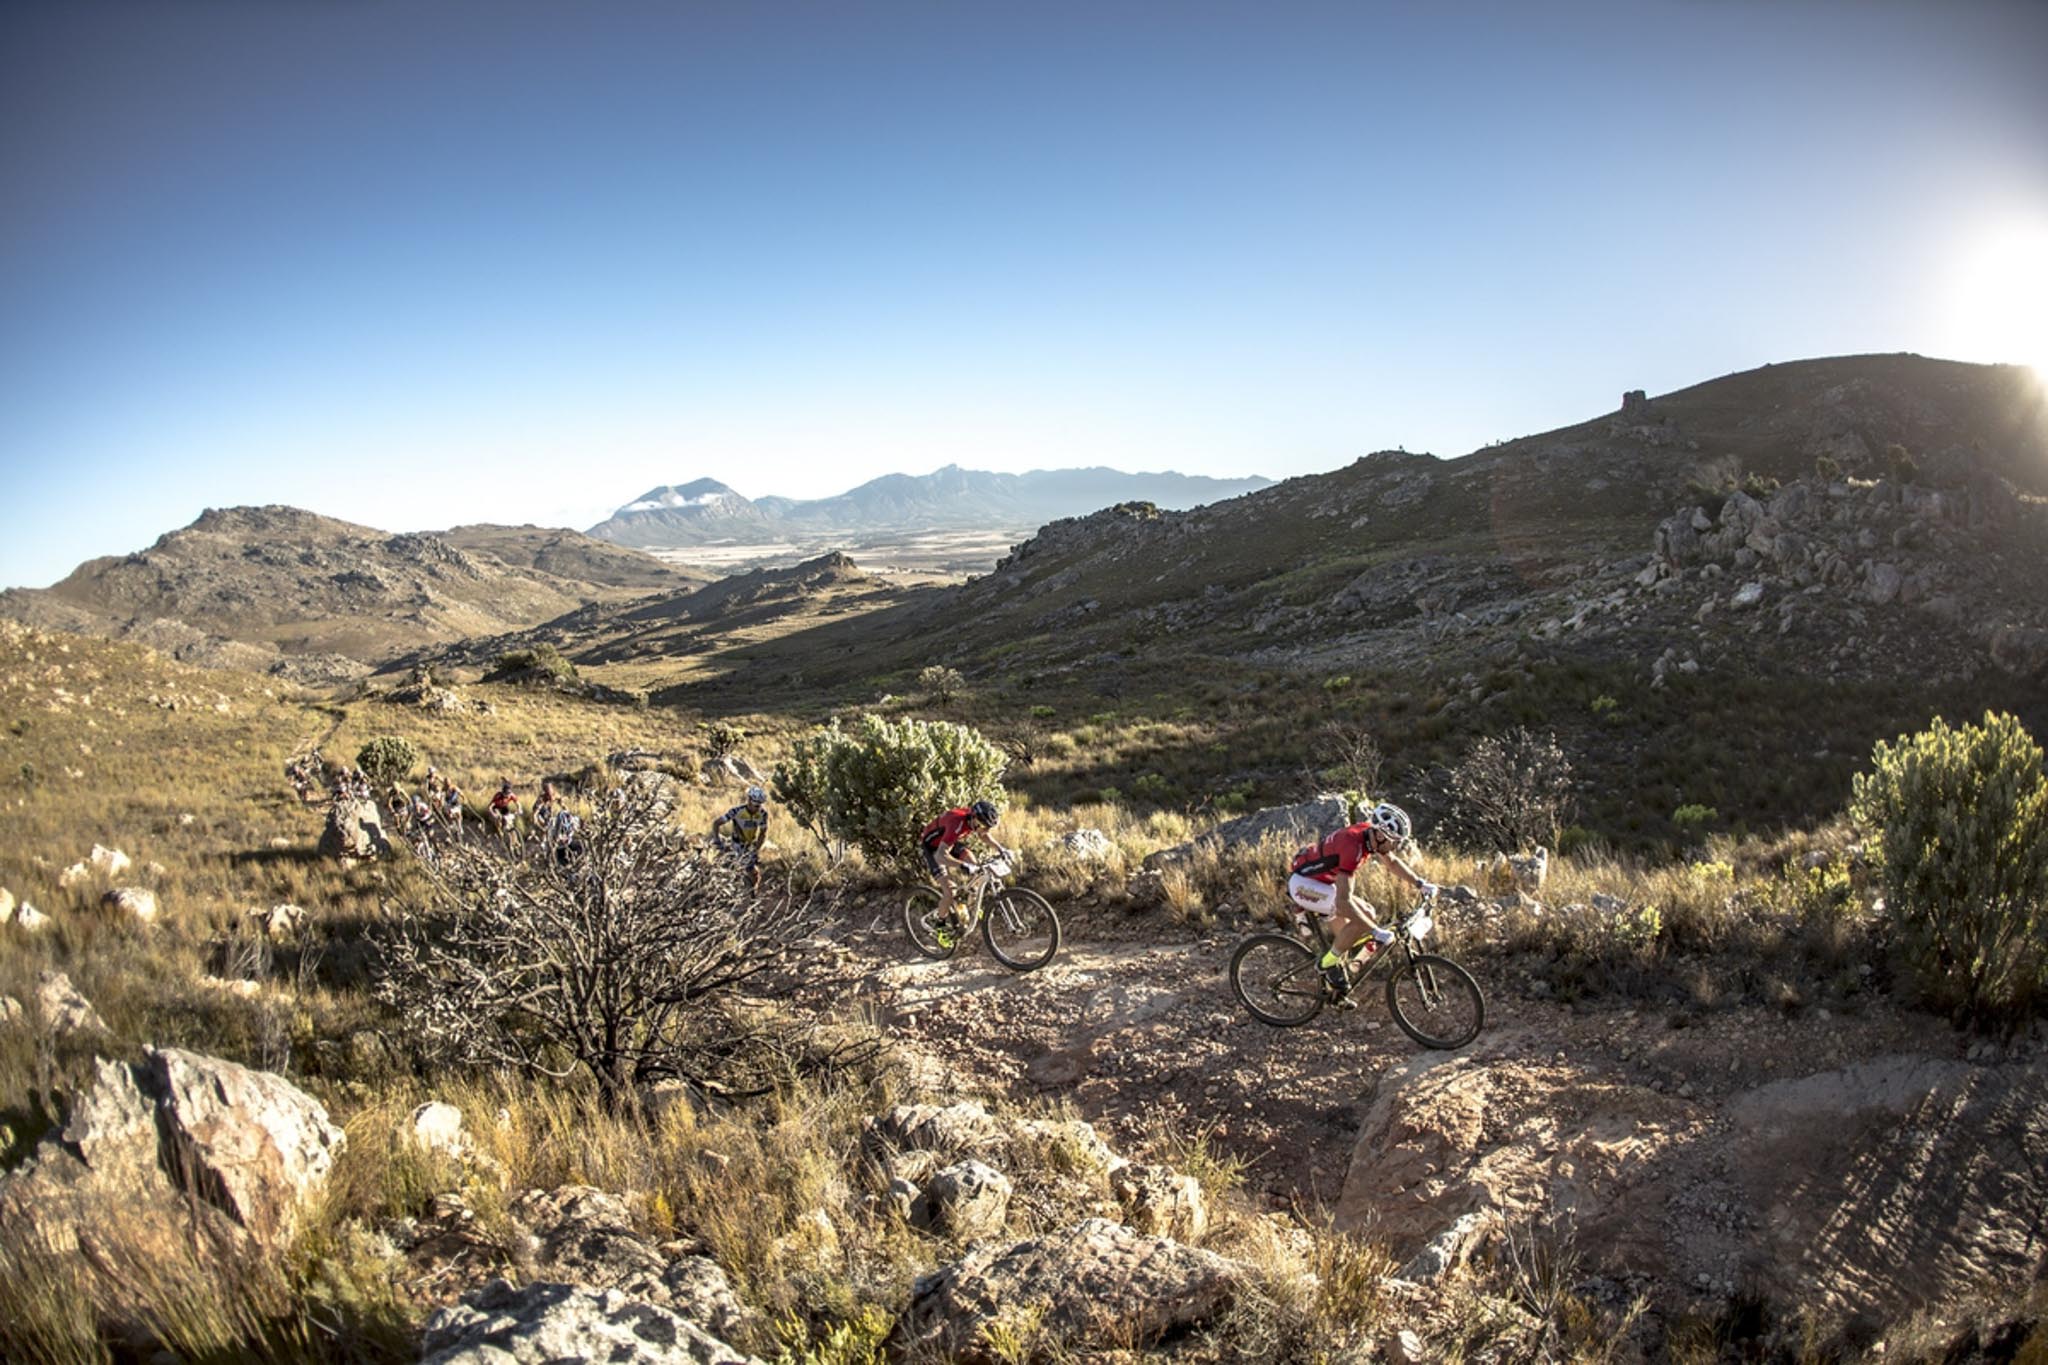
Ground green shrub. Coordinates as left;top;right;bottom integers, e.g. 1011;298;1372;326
1850;711;2048;1023
355;735;421;788
1672;804;1718;829
1885;442;1920;484
1813;453;1843;482
1322;674;1353;693
1589;694;1619;717
488;643;579;685
772;713;1007;871
918;665;967;704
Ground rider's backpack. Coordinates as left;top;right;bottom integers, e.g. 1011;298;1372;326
1290;835;1341;880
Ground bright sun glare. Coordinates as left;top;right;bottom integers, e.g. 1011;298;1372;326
1944;219;2048;377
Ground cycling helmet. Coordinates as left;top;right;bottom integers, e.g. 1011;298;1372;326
969;798;1000;826
1366;801;1413;844
745;785;766;805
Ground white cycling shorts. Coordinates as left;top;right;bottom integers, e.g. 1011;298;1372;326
1286;873;1339;917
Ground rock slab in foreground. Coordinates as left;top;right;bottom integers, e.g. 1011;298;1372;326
419;1279;760;1365
891;1216;1244;1363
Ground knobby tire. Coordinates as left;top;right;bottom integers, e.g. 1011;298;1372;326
982;888;1061;972
902;886;962;961
1385;952;1485;1049
1230;933;1326;1027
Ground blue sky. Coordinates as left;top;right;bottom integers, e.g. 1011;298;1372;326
3;0;2045;588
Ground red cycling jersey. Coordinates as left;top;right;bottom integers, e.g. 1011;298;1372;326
1296;823;1376;884
920;808;977;849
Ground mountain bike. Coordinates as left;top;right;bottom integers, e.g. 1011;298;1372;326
1229;890;1484;1047
903;856;1062;972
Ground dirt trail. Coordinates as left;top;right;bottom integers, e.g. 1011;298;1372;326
837;901;2047;1319
844;914;1501;1211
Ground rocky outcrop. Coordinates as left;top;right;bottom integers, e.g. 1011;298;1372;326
863;1101;1002;1157
38;969;108;1037
419;1280;760;1365
103;886;159;923
891;1217;1245;1362
507;1186;749;1343
1337;1044;2048;1317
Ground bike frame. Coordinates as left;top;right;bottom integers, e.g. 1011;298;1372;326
1295;906;1424;988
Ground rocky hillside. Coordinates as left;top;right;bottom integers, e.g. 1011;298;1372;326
0;507;674;683
586;465;1273;548
434;523;701;593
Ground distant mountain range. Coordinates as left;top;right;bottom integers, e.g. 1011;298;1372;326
584;465;1274;548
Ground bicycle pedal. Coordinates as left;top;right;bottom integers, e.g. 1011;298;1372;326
1331;994;1359;1010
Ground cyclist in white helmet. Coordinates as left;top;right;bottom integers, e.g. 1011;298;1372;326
712;785;771;889
1286;801;1438;998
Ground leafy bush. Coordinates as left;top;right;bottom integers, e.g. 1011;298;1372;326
487;643;579;685
1885;442;1920;484
355;735;421;788
917;664;967;704
1814;453;1843;482
1436;727;1575;853
1672;803;1718;829
1850;711;2048;1024
773;713;1007;871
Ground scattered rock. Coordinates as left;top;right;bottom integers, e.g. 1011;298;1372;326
0;995;21;1025
89;845;132;878
1057;828;1115;861
0;886;14;918
9;900;50;933
419;1279;760;1365
252;902;307;940
407;1101;469;1158
923;1159;1013;1240
38;969;108;1036
892;1217;1244;1362
865;1101;1001;1157
1112;1162;1209;1243
103;886;159;923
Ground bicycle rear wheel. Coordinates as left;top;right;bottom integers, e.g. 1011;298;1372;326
903;886;962;960
1230;933;1326;1027
982;888;1061;972
1385;952;1485;1049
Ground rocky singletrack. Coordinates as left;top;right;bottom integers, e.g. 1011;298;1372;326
835;895;2048;1321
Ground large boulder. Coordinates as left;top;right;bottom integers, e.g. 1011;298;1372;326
891;1218;1245;1362
1143;793;1353;870
0;1048;343;1259
318;795;390;862
419;1279;759;1365
147;1047;345;1245
1989;624;2048;680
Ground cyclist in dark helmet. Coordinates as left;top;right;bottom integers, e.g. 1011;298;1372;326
919;798;1011;933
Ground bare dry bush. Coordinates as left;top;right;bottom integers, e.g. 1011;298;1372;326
377;785;864;1112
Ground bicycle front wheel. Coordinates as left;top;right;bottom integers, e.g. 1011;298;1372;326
983;888;1061;972
1385;952;1485;1049
1229;933;1326;1027
903;886;962;961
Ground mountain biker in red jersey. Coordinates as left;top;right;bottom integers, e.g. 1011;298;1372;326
920;799;1012;928
1288;802;1438;997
